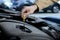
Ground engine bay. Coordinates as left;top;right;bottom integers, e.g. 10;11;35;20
0;8;60;40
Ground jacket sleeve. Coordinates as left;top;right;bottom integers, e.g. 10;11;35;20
35;0;59;11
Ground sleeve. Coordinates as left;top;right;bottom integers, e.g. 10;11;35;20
35;0;59;11
52;0;59;2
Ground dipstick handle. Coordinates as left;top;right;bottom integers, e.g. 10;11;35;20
21;13;26;22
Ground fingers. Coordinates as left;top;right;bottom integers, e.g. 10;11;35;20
21;6;36;18
21;6;30;18
21;7;27;13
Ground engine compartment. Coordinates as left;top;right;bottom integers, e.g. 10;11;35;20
0;15;60;40
0;9;60;40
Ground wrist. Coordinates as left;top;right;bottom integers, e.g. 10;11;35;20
33;5;38;10
32;4;39;12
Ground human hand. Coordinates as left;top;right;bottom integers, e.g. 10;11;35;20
21;5;37;18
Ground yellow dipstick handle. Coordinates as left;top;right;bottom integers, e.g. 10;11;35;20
21;13;26;22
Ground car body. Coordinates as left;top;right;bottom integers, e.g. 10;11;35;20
0;1;60;40
0;11;60;40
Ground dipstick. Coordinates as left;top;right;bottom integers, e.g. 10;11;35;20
21;13;26;22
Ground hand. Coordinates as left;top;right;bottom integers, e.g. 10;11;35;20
21;5;37;18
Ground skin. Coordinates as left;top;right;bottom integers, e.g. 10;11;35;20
21;5;37;18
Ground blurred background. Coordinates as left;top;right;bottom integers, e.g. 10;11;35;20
0;0;60;13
